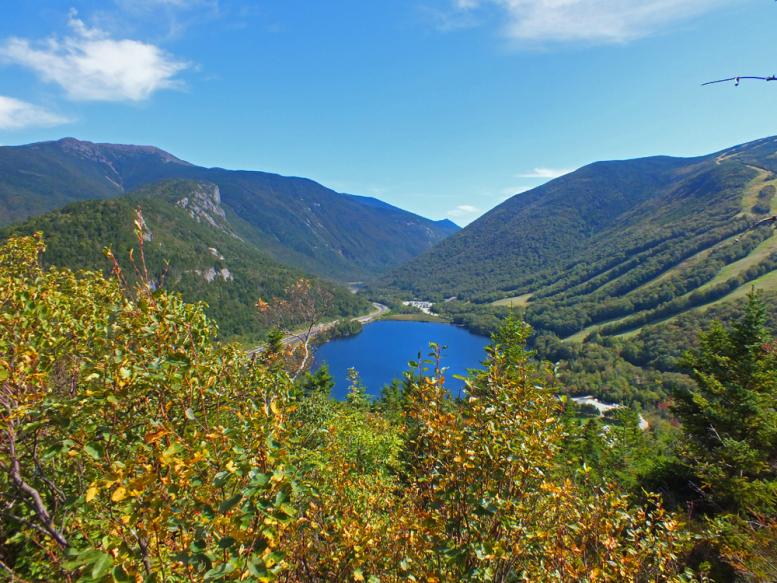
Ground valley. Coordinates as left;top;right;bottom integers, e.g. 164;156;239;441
3;133;777;581
384;136;777;343
5;3;777;579
4;134;777;410
1;133;775;582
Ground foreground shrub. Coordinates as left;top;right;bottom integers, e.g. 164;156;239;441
1;235;691;581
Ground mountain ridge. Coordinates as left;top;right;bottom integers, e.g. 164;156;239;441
0;137;459;280
0;179;370;341
384;135;777;339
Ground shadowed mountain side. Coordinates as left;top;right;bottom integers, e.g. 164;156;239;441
0;138;459;280
0;179;370;341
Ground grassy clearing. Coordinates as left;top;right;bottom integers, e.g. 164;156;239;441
627;247;716;294
740;166;777;215
699;233;777;290
612;268;777;337
698;269;777;310
490;293;533;307
382;312;446;323
565;313;635;343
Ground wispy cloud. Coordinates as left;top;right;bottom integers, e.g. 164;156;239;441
108;0;221;39
0;11;189;102
421;4;482;32
0;95;71;130
446;0;732;45
447;204;481;219
517;167;573;179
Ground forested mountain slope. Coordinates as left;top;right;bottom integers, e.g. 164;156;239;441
0;138;458;279
386;136;777;338
0;179;368;340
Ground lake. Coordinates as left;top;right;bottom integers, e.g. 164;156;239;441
313;320;490;400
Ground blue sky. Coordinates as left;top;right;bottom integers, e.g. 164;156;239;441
0;0;775;224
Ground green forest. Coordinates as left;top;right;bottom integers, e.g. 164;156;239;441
383;139;777;343
2;232;776;581
2;0;777;580
0;180;370;343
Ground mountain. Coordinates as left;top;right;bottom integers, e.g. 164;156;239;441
0;179;370;340
385;135;777;338
0;138;459;280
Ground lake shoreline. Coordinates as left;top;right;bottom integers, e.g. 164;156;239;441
313;319;491;400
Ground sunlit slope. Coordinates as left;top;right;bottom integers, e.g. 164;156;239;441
387;135;777;338
0;138;459;280
0;180;369;340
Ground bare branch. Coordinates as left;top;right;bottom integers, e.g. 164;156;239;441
703;75;777;87
5;420;68;548
0;558;33;583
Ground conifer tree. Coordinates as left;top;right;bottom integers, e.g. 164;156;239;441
674;289;777;579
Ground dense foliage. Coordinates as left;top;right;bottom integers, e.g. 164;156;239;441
0;138;458;280
432;292;777;417
2;235;700;581
384;136;777;340
670;292;777;579
0;181;369;342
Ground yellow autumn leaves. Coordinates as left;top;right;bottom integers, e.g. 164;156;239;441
1;235;693;581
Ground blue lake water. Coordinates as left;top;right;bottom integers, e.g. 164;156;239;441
313;320;490;400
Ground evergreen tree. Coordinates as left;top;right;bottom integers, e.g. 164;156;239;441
674;289;777;579
675;290;777;515
299;363;335;397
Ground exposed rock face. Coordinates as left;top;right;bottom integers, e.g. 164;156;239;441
176;183;230;232
196;267;233;283
137;213;152;242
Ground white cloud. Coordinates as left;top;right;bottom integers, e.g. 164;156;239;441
0;96;71;130
451;0;731;44
0;12;189;102
447;204;481;218
517;167;573;179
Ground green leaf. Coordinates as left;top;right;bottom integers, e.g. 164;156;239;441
249;472;270;487
278;502;296;517
203;562;235;580
84;443;102;460
112;564;131;582
246;559;268;578
218;494;242;514
213;471;230;487
90;551;113;579
162;442;183;458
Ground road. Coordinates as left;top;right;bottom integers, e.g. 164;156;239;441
247;302;388;355
353;302;389;324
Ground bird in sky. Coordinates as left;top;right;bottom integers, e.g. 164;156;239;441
703;75;777;86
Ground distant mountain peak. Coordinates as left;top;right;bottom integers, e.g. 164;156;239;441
0;137;459;279
53;137;192;166
435;218;460;230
